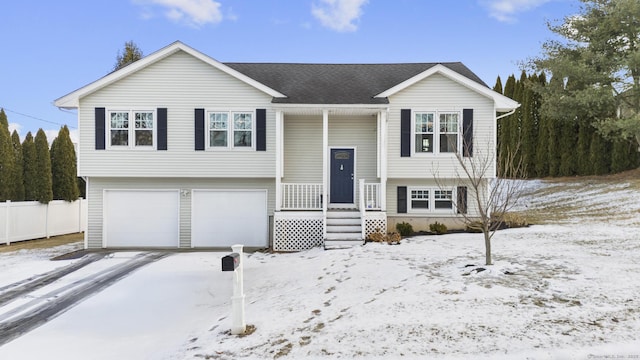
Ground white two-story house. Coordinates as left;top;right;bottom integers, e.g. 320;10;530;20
55;41;518;251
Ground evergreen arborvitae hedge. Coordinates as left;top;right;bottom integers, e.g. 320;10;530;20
34;129;53;204
11;130;25;201
51;126;79;201
497;72;639;179
22;132;38;201
0;109;15;201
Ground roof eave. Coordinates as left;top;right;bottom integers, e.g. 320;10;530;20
374;64;520;112
53;41;286;109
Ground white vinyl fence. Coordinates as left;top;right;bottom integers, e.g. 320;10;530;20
0;199;87;245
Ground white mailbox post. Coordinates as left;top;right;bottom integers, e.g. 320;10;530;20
223;244;246;335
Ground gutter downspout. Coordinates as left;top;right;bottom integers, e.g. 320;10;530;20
495;108;517;121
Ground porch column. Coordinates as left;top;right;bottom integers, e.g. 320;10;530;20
380;109;388;211
275;110;283;211
322;109;329;212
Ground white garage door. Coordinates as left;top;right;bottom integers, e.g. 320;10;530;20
104;190;179;248
192;190;268;248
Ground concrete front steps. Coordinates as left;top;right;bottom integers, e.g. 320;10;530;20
324;210;364;249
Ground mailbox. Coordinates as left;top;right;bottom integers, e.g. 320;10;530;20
222;253;240;271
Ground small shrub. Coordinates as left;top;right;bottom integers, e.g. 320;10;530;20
367;228;401;245
395;222;413;237
386;232;401;245
429;221;448;235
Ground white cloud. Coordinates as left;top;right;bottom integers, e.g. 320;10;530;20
135;0;223;27
482;0;551;23
312;0;368;32
8;123;21;137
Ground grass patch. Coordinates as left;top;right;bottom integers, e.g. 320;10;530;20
0;233;83;253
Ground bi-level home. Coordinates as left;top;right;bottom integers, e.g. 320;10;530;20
55;41;518;251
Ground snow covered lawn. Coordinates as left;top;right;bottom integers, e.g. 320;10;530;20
0;176;639;359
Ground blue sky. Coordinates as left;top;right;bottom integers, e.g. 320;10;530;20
1;0;578;142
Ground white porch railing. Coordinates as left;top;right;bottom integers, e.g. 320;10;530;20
361;182;382;210
281;183;323;210
359;180;382;240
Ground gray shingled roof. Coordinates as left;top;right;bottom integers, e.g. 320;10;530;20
224;62;488;104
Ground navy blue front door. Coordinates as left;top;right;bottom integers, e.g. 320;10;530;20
330;148;354;204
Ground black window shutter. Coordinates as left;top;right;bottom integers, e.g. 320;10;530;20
400;109;411;157
397;186;407;214
457;186;468;214
157;108;167;150
194;108;205;151
463;109;473;157
256;108;266;151
95;107;105;150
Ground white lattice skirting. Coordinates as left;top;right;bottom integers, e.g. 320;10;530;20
273;212;324;252
364;212;387;239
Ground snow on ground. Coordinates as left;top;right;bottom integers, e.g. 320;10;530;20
0;176;639;359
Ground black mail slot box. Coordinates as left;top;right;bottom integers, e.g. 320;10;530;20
221;253;240;271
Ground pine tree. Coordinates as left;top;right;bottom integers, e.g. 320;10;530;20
114;41;143;71
34;129;53;204
22;132;38;201
0;109;15;201
51;126;79;201
11;130;25;201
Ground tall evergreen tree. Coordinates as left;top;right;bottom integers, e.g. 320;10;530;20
50;126;79;201
0;109;15;201
575;120;594;175
22;132;38;201
498;75;517;177
493;76;503;94
533;0;640;158
114;40;143;71
535;74;550;177
34;129;53;204
520;73;540;178
11;130;25;201
589;131;610;175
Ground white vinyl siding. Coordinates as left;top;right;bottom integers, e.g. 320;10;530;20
86;177;275;249
387;73;495;179
282;114;378;205
283;115;323;183
78;50;275;178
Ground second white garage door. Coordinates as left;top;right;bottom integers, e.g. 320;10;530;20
191;190;268;248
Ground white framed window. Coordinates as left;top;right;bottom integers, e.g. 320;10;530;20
209;112;229;147
410;189;430;211
414;113;434;153
412;111;460;155
439;113;459;153
409;187;455;213
108;110;155;149
434;190;453;210
207;111;254;149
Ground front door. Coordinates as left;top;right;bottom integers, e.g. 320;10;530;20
330;148;355;204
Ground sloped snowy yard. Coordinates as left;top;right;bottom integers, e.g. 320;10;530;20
0;175;639;359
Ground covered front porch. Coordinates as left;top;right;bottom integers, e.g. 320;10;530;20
272;107;388;251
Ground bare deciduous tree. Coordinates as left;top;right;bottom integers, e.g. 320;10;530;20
435;143;525;265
